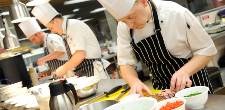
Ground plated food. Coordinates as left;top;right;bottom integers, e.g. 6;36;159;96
144;94;167;101
143;89;174;101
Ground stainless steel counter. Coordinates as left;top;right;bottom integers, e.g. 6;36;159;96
93;79;225;110
1;79;225;110
205;95;225;110
81;79;225;110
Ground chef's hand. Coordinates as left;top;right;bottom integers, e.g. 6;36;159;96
37;58;46;66
170;70;192;92
52;66;66;79
130;80;152;96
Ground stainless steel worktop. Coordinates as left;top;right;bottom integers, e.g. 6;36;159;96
205;95;225;110
93;79;225;110
1;79;225;110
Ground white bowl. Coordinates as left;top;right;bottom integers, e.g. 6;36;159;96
175;86;209;109
156;98;186;110
67;76;100;90
104;97;157;110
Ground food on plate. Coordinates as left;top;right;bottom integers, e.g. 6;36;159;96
157;89;176;99
143;91;166;101
150;95;166;101
184;92;202;97
160;100;184;110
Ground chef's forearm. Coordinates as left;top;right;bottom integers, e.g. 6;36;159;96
61;50;86;72
41;51;65;62
120;65;141;86
178;55;213;76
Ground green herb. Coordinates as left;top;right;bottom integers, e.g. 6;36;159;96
184;92;202;97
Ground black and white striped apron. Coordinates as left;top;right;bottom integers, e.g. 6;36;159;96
64;19;100;77
130;1;213;93
44;35;67;72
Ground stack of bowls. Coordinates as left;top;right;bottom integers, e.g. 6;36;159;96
0;82;29;101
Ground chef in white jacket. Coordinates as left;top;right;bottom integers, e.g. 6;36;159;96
31;3;109;79
19;18;69;73
97;0;217;96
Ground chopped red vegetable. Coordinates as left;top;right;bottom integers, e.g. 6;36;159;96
160;100;184;110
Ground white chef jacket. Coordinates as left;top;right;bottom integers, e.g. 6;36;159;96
117;0;217;65
44;33;69;61
62;19;101;59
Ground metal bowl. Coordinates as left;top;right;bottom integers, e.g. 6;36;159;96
77;83;98;98
67;76;100;98
78;100;117;110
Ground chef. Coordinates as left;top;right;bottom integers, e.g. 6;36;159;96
19;18;69;73
31;3;106;78
97;0;217;95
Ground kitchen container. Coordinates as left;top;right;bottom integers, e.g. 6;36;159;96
175;86;209;109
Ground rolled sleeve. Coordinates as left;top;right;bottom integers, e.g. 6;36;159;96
117;22;138;65
185;9;217;56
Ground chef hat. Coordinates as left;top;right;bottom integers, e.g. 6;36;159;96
97;0;136;19
31;3;59;27
19;18;42;38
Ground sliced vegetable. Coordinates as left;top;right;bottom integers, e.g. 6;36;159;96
160;100;184;110
184;92;202;97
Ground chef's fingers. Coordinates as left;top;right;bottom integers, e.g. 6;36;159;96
169;93;175;98
130;86;138;95
137;86;144;96
180;77;187;91
51;73;57;80
175;77;182;92
170;76;177;91
143;85;152;95
186;79;192;88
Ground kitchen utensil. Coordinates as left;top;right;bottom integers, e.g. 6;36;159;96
175;86;209;109
67;76;100;98
49;80;79;110
78;100;117;110
105;85;122;96
78;84;125;106
29;83;50;110
2;15;20;49
114;84;130;101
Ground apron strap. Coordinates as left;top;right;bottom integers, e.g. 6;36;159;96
63;19;73;58
44;34;49;55
149;1;161;33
